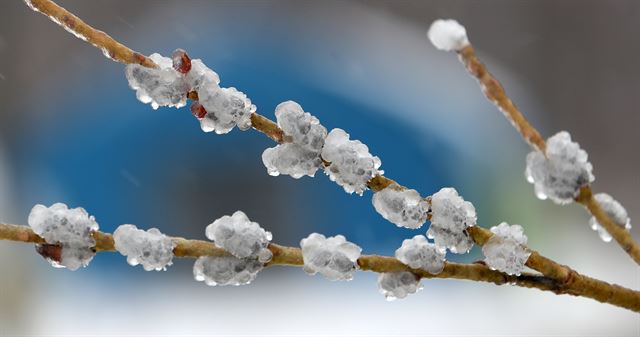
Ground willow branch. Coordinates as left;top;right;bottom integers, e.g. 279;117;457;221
1;223;638;312
20;0;640;311
456;44;640;265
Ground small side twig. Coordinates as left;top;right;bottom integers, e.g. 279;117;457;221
456;42;640;266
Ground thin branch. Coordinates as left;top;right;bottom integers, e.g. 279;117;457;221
1;223;638;312
19;0;640;312
456;44;640;265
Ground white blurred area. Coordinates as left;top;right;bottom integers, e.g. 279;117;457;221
1;1;639;336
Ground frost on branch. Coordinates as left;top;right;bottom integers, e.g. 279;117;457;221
526;131;594;204
395;235;446;275
300;233;362;281
113;224;175;271
262;101;328;178
482;222;530;276
427;187;476;253
205;211;273;262
193;255;264;286
125;50;254;134
589;193;631;242
372;184;428;229
28;203;99;271
321;128;382;195
377;272;422;301
125;53;189;110
427;19;469;52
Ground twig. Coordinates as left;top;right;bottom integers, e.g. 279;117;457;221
1;223;638;312
456;44;640;265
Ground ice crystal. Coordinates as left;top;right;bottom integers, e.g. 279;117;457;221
482;222;530;276
125;53;189;110
28;203;99;271
589;193;631;242
372;185;428;229
395;235;446;274
205;211;273;262
113;224;175;271
197;85;255;134
525;131;594;204
427;19;469;52
193;256;263;286
321;128;382;195
262;101;327;178
377;272;422;301
427;187;476;254
300;233;362;281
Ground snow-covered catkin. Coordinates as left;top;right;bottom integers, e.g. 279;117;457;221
427;19;470;52
125;53;189;109
262;101;328;178
377;272;422;301
28;203;99;271
525;131;594;204
482;222;531;276
205;211;273;262
125;50;255;134
113;224;175;271
300;233;362;281
589;193;631;242
427;187;476;253
193;255;264;286
395;235;446;275
321;128;382;195
372;184;428;229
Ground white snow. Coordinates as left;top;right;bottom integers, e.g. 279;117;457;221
300;233;362;281
427;19;469;52
205;211;272;262
321;128;382;195
28;203;99;271
125;53;189;110
262;101;327;178
427;187;476;253
525;131;594;204
113;224;175;271
372;185;428;229
482;222;530;276
589;193;631;242
395;235;446;275
377;272;422;301
193;255;264;286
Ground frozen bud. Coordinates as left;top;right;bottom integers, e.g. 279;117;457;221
321;128;382;195
589;193;631;242
205;211;272;261
172;49;192;74
482;222;530;276
525;131;594;204
372;185;428;229
377;272;422;301
190;101;207;119
198;84;255;134
113;224;175;271
193;256;263;286
300;233;362;281
125;53;189;109
28;203;99;271
395;235;446;274
427;19;469;52
427;187;476;254
262;101;328;178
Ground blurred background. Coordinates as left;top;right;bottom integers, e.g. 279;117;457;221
1;0;639;335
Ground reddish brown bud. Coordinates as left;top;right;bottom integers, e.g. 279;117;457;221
172;48;192;74
36;243;63;265
190;101;207;119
